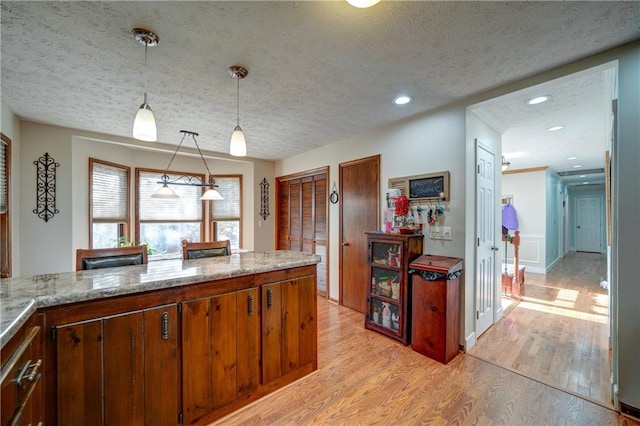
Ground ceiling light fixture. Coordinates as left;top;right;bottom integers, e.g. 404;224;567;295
572;164;583;169
393;95;412;105
567;156;578;160
547;126;564;131
501;156;511;171
229;65;248;157
151;130;224;201
526;96;549;105
132;28;159;142
346;0;381;8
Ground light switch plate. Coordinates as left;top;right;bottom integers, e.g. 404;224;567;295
430;226;452;240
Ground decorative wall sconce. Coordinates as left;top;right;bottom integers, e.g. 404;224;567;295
33;152;59;222
259;177;270;221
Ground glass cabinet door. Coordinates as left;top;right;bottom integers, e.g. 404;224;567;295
370;241;402;268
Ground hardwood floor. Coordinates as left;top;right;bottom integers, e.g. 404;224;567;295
210;272;637;425
469;251;612;408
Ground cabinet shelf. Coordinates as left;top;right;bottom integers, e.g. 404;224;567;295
364;232;423;345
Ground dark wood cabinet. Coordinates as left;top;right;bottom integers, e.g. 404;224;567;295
54;304;179;425
182;288;260;424
1;314;44;426
364;232;423;345
262;274;317;384
277;169;328;296
410;254;463;364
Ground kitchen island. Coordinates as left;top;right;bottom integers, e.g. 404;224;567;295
1;250;320;425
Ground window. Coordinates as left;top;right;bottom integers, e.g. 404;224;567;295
211;175;242;250
137;168;205;257
89;159;130;248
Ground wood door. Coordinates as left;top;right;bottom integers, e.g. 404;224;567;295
277;181;290;250
211;293;238;409
182;298;212;424
476;141;496;337
289;181;302;251
575;195;603;253
56;320;103;425
1;133;11;278
143;305;178;426
103;313;144;426
236;288;259;397
340;155;380;313
262;283;283;384
313;175;328;294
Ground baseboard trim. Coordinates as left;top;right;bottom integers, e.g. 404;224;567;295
465;331;477;351
620;402;640;422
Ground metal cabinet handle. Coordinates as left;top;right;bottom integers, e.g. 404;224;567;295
248;293;254;316
161;312;169;340
267;288;273;309
16;359;42;387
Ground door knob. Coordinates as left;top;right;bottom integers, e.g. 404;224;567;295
342;242;349;246
491;246;499;251
577;225;581;229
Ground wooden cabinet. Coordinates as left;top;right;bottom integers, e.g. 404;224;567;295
262;274;317;384
364;232;423;345
1;314;43;426
277;169;328;296
410;254;464;364
53;304;179;425
182;288;260;424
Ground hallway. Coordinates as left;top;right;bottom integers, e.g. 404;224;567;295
468;251;611;407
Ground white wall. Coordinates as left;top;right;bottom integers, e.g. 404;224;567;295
18;121;275;275
501;170;547;274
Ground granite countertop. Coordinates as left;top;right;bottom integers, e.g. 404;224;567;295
0;250;320;348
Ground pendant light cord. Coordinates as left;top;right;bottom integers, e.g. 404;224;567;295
143;40;149;104
236;77;240;127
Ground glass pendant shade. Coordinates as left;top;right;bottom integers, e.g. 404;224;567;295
151;184;179;199
230;125;247;157
133;97;157;142
201;188;224;201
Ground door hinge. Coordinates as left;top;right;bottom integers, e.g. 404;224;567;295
50;326;57;342
477;165;480;174
477;237;480;247
177;302;182;313
178;412;183;424
476;311;480;320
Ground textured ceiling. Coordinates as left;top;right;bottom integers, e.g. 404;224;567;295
2;1;640;172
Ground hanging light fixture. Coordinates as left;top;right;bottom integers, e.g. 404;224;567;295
151;130;224;201
346;0;381;8
501;156;511;171
228;65;248;157
132;28;159;142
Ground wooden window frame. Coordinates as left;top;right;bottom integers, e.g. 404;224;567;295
209;174;242;248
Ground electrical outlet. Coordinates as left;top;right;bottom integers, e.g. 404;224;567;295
430;226;452;240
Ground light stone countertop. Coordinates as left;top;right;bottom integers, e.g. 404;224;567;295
0;250;321;348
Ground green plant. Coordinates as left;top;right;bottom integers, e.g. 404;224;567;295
113;237;157;255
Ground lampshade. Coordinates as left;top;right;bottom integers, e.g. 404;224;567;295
230;125;247;157
151;184;179;199
502;203;519;230
346;0;381;7
133;99;157;141
201;188;224;201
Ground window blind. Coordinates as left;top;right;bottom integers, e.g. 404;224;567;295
92;162;128;221
139;171;202;221
1;140;9;214
212;176;240;220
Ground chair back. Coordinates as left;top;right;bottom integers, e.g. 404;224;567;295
76;245;148;271
182;240;231;260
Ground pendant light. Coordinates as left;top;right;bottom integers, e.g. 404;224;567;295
151;131;224;201
229;66;248;157
132;28;159;142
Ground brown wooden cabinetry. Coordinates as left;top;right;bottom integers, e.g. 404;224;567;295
262;274;317;384
53;304;179;425
182;288;260;424
1;314;44;426
364;232;423;345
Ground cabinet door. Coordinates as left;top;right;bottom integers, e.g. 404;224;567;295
236;288;259;398
298;275;317;368
56;320;103;425
143;305;179;426
261;283;283;384
211;293;238;409
281;280;300;375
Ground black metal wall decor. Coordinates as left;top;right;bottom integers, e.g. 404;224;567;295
259;177;270;221
33;152;60;222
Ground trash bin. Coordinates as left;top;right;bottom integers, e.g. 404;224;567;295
410;254;463;364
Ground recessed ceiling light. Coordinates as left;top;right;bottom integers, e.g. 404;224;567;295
548;126;564;131
579;175;587;178
573;164;583;168
393;95;412;105
583;182;590;185
567;156;578;160
526;96;549;105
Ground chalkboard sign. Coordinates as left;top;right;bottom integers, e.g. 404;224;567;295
388;171;450;202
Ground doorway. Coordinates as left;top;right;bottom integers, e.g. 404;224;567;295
575;195;604;253
339;155;379;313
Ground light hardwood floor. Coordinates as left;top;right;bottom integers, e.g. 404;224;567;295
468;251;612;407
211;265;637;425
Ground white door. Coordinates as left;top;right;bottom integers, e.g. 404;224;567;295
575;195;602;253
476;141;497;337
